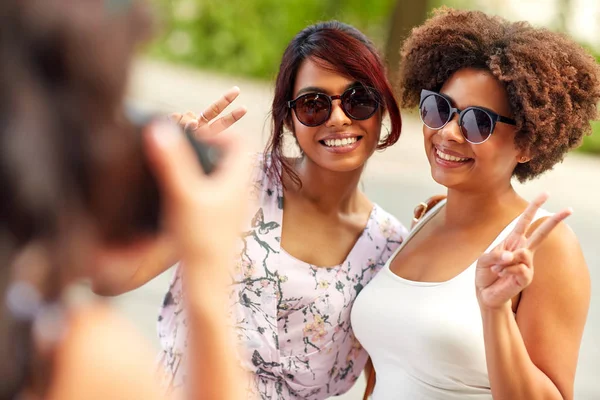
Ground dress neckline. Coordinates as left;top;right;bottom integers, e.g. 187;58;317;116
277;204;378;269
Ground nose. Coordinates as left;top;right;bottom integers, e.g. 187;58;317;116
438;113;465;143
325;99;351;128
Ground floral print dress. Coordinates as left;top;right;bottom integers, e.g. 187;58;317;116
157;155;407;399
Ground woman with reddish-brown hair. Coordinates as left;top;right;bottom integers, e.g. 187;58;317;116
161;21;411;399
94;21;409;398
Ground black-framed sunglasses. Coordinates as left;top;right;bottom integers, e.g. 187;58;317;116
288;86;380;127
419;89;517;144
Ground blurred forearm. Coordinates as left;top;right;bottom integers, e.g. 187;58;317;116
185;257;249;400
90;238;178;296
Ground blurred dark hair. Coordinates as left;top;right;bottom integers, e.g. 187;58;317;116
266;20;402;187
0;0;152;397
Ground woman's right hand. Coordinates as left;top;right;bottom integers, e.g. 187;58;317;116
170;86;247;139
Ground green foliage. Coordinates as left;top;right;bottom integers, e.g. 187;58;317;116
575;49;600;155
578;121;600;154
148;0;396;79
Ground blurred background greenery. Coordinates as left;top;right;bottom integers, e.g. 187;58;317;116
147;0;599;154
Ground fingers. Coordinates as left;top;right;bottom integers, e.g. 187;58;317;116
510;192;550;238
493;263;533;287
427;194;447;206
207;106;248;135
477;249;515;269
199;86;241;125
168;112;199;132
526;208;572;250
168;86;246;137
489;248;534;287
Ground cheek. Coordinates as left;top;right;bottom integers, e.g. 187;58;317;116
293;123;316;148
473;140;519;170
423;126;436;145
361;115;383;143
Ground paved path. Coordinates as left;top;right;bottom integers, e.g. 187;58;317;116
115;59;600;399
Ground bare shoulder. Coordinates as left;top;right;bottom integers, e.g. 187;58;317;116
516;219;590;397
528;218;587;273
48;304;165;400
525;218;589;294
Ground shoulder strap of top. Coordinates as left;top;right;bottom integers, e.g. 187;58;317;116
483;207;554;254
385;199;447;265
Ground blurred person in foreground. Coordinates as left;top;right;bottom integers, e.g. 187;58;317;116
0;0;250;399
352;8;600;400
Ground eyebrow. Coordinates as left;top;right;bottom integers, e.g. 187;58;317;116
295;82;361;97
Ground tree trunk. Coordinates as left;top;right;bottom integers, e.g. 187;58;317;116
384;0;429;91
556;0;572;32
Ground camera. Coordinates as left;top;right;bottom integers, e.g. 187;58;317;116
89;104;221;245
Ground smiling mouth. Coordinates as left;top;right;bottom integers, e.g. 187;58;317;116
320;136;363;148
435;148;472;162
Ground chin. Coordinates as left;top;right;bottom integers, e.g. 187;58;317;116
319;157;367;173
307;144;375;173
429;164;465;189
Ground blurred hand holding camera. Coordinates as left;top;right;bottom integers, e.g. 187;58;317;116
144;120;250;301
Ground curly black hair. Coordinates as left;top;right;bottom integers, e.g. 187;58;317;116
398;7;600;181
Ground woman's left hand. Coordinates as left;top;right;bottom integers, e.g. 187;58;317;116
475;193;573;310
169;86;247;139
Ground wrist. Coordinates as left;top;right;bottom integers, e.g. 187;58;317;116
479;301;513;319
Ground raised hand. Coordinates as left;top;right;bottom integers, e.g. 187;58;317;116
170;86;247;138
412;194;447;228
475;193;573;310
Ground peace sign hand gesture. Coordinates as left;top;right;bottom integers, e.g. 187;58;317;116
170;86;247;138
475;193;573;310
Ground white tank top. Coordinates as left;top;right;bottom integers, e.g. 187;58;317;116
351;200;552;400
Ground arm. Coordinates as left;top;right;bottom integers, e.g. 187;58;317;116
91;87;247;297
89;236;178;296
363;357;376;400
144;120;251;400
481;221;590;400
185;258;248;400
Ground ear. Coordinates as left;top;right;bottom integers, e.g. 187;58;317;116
516;148;531;164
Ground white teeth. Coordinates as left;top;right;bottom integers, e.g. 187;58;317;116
436;149;469;162
324;137;358;147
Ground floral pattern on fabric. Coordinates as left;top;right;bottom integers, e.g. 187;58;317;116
158;155;407;399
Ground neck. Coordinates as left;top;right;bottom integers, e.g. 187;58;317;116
287;156;365;213
443;182;527;228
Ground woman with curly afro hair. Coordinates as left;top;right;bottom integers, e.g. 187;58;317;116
351;7;600;400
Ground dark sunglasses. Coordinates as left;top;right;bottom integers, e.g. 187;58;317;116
419;89;516;144
288;86;380;127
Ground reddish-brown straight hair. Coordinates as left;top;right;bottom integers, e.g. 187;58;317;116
265;21;401;188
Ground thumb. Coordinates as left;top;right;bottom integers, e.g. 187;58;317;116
477;249;514;268
143;121;204;202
